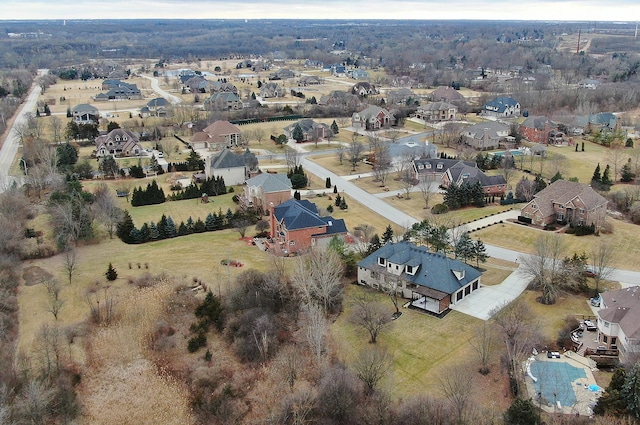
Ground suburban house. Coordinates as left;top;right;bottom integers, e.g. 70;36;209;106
184;76;210;93
596;286;640;361
204;149;258;185
204;92;243;111
429;86;464;102
441;161;508;195
260;82;283;98
519;116;561;144
283;119;333;143
298;75;322;86
269;199;347;254
349;69;370;80
413;101;458;122
94;80;141;101
351;82;379;96
391;133;438;161
461;121;511;150
241;173;292;211
269;69;295;80
210;81;238;94
94;128;144;158
357;241;482;315
387;88;415;105
352;105;395;130
481;97;520;117
519;180;608;227
71;104;99;124
412;158;475;181
140;98;169;117
189;120;243;150
587;112;619;132
318;90;360;108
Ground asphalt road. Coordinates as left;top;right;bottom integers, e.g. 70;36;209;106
141;75;182;105
0;71;45;191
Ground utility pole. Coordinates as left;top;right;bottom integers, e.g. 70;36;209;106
576;29;581;54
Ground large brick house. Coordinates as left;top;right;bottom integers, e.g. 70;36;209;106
357;241;481;315
269;199;347;254
519;116;560;144
519;180;608;227
441;161;507;196
461;121;511;150
242;173;292;211
413;101;458;122
352;105;395;130
94;128;143;158
189;120;243;150
596;286;640;362
283;119;333;143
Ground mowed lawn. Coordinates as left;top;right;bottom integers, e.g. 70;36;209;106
473;219;640;271
330;285;484;397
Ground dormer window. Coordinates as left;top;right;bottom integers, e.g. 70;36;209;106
437;163;443;170
426;164;432;169
378;257;385;266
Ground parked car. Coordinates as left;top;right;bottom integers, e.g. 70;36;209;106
156;152;164;158
590;294;602;307
547;351;561;358
583;320;597;331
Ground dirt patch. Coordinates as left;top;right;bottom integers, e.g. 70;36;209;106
22;265;53;286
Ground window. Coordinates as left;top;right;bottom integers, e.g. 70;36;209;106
604;322;610;328
418;164;424;170
378;257;385;266
603;335;608;343
289;241;295;246
437;163;443;170
426;164;432;169
406;265;413;273
612;337;617;345
579;209;585;214
557;205;564;210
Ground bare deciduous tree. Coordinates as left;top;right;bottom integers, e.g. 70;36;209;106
254;128;266;144
93;183;124;239
292;248;344;314
348;140;364;171
49;116;64;144
353;347;392;394
438;363;474;425
350;295;392;343
335;145;346;165
418;173;437;209
304;303;328;365
469;322;494;374
284;147;301;171
372;142;392;186
278;385;316;425
591;240;616;297
62;247;78;285
520;233;565;304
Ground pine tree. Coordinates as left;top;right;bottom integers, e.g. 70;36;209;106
455;233;475;263
592;163;602;182
503;398;539;425
382;225;394;244
44;103;51;116
194;218;206;233
205;213;216;231
602;164;612;185
325;177;332;188
149;222;160;240
333;185;338;194
116;210;136;243
339;198;348;210
331;120;339;135
139;223;151;242
157;214;168;238
534;175;547;193
335;194;342;207
294;190;301;200
105;263;118;281
292;124;304;143
367;234;382;254
623;362;640;420
550;171;563;183
621;159;635;182
473;240;489;267
165;216;177;238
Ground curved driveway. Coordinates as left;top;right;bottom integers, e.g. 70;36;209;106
141;75;182;105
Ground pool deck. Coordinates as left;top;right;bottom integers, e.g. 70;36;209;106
524;352;600;416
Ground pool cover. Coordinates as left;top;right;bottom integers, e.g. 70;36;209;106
530;360;587;407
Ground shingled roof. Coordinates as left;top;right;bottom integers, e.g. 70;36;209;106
600;286;640;339
358;241;481;296
273;199;346;234
246;173;292;193
528;180;607;217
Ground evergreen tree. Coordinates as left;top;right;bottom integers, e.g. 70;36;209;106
292;124;304;143
534;175;547;193
339;198;348;210
186;217;195;233
594;367;627;416
455;233;475;263
367;234;382;254
473;240;489;267
503;398;539;425
325;177;332;188
165;216;177;238
138;223;151;243
194;218;206;233
116;210;136;244
550;171;563;183
602;164;612;185
178;221;189;236
149;222;160;240
105;263;118;281
623;362;640;420
43;103;51;116
225;208;234;226
157;214;168;239
56;143;79;168
592;163;602;182
621;159;635;182
205;213;216;231
333;185;338;194
335;194;342;207
331;120;339;135
35;108;41;117
327;204;334;213
382;225;394;244
293;190;301;200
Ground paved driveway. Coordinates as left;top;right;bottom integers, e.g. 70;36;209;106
451;267;529;320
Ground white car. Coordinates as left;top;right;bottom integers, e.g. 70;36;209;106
156;152;164;158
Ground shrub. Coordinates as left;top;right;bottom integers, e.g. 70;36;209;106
105;263;118;281
187;332;207;353
232;195;239;203
228;187;234;193
431;203;449;214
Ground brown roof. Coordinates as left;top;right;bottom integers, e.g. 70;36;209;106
191;132;211;143
203;120;241;137
600;286;640;339
430;86;464;102
526;180;607;217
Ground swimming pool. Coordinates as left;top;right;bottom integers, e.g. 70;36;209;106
493;149;525;156
529;360;587;407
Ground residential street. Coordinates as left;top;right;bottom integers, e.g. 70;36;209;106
141;74;182;105
0;70;46;191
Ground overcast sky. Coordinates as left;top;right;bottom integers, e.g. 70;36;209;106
3;0;640;21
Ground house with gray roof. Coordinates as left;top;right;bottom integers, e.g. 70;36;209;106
210;81;238;94
596;286;640;361
242;173;292;211
412;158;474;181
268;199;347;254
94;80;142;101
441;161;507;196
298;75;322;86
519;180;608;228
351;82;378;96
204;92;243;111
283;119;333;143
71;104;99;124
413;101;458;122
429;86;464;102
260;82;283;98
94;128;143;158
205;148;258;185
190;120;243;150
520;116;559;144
357;241;482;315
140;98;169;117
352;105;395;130
389;133;438;162
481;97;520;117
461;121;511;150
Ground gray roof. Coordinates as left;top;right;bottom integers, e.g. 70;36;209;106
72;103;98;113
521;116;556;130
483;97;519;113
209;149;246;170
389;133;437;159
600;286;640;339
245;173;291;192
273;199;347;233
147;98;169;108
461;121;510;140
358;241;481;296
